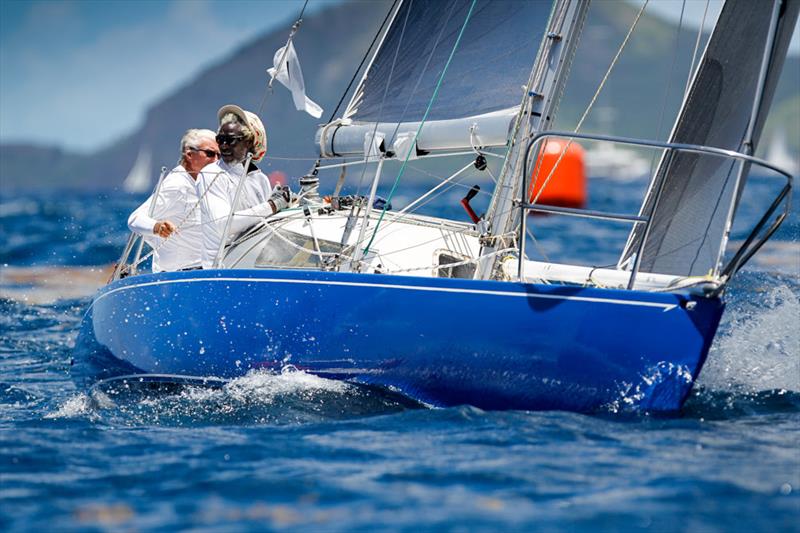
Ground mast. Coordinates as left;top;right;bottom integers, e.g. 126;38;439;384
475;0;591;280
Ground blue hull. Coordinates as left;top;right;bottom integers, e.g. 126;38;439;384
73;269;724;412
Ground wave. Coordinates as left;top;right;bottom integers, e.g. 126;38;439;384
700;283;800;394
46;367;424;426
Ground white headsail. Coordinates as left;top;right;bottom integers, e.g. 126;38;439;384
122;147;152;194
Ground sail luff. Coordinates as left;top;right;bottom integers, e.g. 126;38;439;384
713;0;784;275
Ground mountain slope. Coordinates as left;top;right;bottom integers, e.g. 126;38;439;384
1;1;797;191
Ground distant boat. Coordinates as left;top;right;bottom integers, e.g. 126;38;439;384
585;107;651;180
585;142;651;181
766;129;799;176
122;147;152;193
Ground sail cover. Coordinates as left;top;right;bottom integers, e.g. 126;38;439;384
318;0;553;156
620;0;799;277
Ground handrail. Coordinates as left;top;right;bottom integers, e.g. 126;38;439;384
518;131;794;291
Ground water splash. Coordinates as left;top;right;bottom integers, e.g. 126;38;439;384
44;392;99;421
47;367;420;426
605;362;694;414
700;285;800;394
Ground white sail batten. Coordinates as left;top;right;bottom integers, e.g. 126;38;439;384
315;0;553;158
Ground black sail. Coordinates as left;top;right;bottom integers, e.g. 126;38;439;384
346;0;552;124
620;0;800;277
316;0;555;157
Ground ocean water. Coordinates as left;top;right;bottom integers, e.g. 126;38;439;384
1;178;799;531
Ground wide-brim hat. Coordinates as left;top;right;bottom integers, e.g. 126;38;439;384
218;104;267;162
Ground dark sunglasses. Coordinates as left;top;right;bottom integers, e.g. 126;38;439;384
215;134;245;146
189;147;220;158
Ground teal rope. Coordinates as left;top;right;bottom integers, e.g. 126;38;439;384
362;0;478;255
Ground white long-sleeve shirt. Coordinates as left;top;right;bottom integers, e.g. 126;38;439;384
127;165;203;272
197;159;274;268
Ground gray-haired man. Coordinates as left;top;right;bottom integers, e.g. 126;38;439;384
127;129;220;272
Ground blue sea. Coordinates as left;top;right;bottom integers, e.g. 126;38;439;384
1;175;799;531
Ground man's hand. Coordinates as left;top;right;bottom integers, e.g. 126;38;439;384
268;185;292;214
153;220;177;238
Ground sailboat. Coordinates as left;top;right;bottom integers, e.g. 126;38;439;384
766;128;800;176
584;108;651;180
73;0;798;413
121;147;153;194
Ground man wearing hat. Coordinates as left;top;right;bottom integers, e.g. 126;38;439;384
197;105;291;268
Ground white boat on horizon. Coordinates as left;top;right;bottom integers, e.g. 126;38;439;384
121;147;152;194
585;141;651;180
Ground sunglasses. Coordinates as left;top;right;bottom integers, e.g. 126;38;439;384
189;147;220;158
215;134;245;146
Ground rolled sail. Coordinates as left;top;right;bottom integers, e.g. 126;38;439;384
317;0;554;158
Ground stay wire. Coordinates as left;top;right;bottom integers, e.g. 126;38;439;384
352;0;413;199
654;0;686;143
685;0;711;98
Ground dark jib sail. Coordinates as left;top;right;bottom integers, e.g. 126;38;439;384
620;0;799;277
317;0;553;157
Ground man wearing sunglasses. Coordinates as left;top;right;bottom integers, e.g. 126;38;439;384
127;128;220;272
197;105;292;268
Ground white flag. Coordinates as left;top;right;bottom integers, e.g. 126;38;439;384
267;41;323;119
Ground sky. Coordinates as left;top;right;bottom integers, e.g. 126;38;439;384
0;0;798;153
0;0;340;152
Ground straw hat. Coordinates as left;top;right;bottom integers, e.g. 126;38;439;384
217;104;267;162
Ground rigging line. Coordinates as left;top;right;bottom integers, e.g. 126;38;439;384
264;155;334;162
685;0;711;98
531;0;650;206
325;0;400;124
407;161;492;195
525;224;549;263
653;0;687;143
386;248;516;275
372;160;493;231
397;162;476;215
361;0;478;256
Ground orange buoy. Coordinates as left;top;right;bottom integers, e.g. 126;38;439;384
269;170;287;187
528;138;586;209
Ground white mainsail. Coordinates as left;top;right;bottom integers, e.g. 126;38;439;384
122;147;152;194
